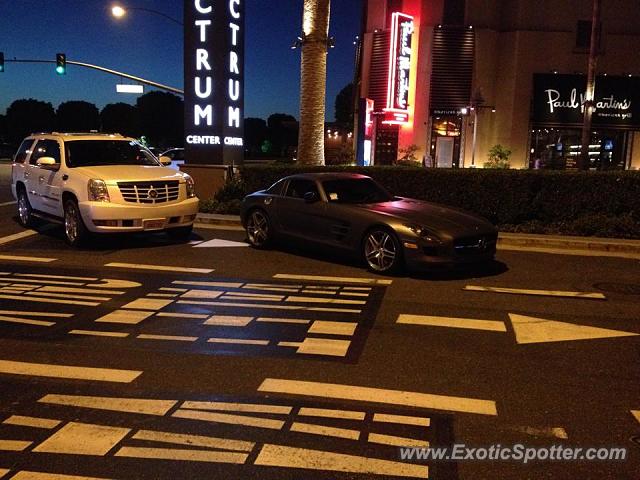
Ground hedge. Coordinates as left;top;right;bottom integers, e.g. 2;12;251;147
231;166;640;239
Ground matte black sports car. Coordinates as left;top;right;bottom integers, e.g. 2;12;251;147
240;173;498;273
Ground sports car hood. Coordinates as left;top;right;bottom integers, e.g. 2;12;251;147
363;198;496;237
75;166;186;184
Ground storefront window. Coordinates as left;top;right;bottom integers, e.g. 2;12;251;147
430;116;462;168
529;128;627;170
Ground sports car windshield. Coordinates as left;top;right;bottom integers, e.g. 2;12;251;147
65;140;160;168
322;178;393;204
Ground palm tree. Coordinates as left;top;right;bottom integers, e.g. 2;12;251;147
297;0;331;165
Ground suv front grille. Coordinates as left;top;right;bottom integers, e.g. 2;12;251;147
117;181;180;204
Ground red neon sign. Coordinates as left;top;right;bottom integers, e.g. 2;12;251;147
384;12;414;125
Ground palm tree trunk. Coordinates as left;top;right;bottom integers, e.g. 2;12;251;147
298;0;331;165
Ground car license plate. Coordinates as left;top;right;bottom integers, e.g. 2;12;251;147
143;219;166;230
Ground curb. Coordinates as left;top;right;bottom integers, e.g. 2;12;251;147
195;213;640;256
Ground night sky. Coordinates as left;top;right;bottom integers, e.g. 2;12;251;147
0;0;361;121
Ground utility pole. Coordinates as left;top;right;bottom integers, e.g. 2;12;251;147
579;0;601;170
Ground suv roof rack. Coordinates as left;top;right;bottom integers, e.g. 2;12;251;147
29;132;124;137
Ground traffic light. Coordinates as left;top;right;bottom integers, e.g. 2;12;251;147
0;52;4;73
56;53;66;75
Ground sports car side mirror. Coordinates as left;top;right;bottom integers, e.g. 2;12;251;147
304;191;319;203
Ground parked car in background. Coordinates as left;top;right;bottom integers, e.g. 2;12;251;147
11;132;199;246
0;143;16;161
241;173;498;274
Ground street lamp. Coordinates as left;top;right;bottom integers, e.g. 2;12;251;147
110;4;183;26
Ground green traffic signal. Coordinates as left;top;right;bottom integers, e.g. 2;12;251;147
56;53;66;75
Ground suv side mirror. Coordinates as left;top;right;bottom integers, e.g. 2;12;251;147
36;157;59;169
159;155;172;166
303;191;319;203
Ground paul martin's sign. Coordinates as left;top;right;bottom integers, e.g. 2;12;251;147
383;12;414;125
532;74;640;128
184;0;244;165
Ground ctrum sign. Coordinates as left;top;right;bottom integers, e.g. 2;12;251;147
383;12;414;125
184;0;245;165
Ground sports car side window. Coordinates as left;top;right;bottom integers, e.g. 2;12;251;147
284;179;318;199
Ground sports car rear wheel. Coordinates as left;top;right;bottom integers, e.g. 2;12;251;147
246;209;272;248
363;229;402;273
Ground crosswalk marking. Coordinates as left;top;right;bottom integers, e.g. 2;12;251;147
464;285;607;300
25;291;111;302
137;334;198;342
181;289;223;299
33;422;131;455
290;422;360;440
274;274;393;285
155;312;208;319
286;296;367;305
122;298;173;310
105;262;214;274
0;310;74;318
10;471;112;480
37;285;125;295
367;432;429;447
298;407;366;420
254;444;427;478
278;338;351;357
0;294;99;307
308;321;357;336
179;299;362;314
132;430;255;452
0;254;56;263
173;281;243;288
373;413;431;427
259;379;498;416
204;316;254;327
15;273;98;281
39;395;177;416
397;314;507;332
181;401;292;415
0;439;33;451
3;415;61;429
172;409;285;430
0;360;142;383
632;411;640;424
256;317;310;325
69;330;130;338
208;338;270;346
96;310;153;325
114;446;248;464
0;315;55;327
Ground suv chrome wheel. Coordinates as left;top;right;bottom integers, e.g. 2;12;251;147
17;190;32;227
246;210;271;248
63;199;89;246
364;229;400;273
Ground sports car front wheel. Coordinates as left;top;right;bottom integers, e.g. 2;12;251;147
246;209;272;249
363;228;402;274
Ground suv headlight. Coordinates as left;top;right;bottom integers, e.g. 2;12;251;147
88;179;110;202
185;175;196;198
405;224;442;245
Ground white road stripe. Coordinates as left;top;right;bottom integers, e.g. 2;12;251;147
0;310;72;318
257;317;310;325
631;410;640;424
0;440;33;451
208;338;269;346
16;273;98;281
290;422;360;440
11;471;112;480
1;278;82;286
278;338;351;357
0;201;17;207
286;296;366;305
132;430;254;452
3;415;61;429
373;413;431;427
339;292;369;297
0;469;8;477
69;330;130;338
258;379;498;416
178;300;361;314
159;287;188;292
181;401;292;415
367;432;429;447
137;334;198;342
204;316;254;327
275;274;392;285
156;312;209;319
181;289;223;299
173;280;243;288
105;262;213;274
225;291;285;300
0;294;99;306
254;444;427;478
173;409;284;430
34;422;131;455
244;286;300;293
514;426;569;439
146;293;177;298
308;321;357;336
397;314;507;332
115;446;248;464
121;298;173;310
25;291;111;302
464;285;606;300
96;310;153;325
298;407;365;421
39;394;176;415
37;285;125;295
0;360;141;383
0;255;56;263
0;315;55;327
0;230;36;246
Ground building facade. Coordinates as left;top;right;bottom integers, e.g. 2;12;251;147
356;0;640;169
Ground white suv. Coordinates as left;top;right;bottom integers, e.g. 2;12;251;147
11;133;199;246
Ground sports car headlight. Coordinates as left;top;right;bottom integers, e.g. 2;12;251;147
405;224;442;245
185;175;196;198
88;179;110;202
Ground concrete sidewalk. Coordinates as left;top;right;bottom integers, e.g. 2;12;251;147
195;213;640;259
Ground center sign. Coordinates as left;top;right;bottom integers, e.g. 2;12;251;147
184;0;244;165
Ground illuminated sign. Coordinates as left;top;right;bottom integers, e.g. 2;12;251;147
184;0;244;165
384;12;414;125
116;84;144;94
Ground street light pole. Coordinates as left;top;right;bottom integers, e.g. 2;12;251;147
579;0;601;170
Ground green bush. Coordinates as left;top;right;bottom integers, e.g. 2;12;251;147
237;166;640;238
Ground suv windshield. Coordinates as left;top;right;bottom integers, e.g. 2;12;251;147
65;140;160;168
322;178;393;204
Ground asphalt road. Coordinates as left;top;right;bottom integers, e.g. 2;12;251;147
0;176;638;479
